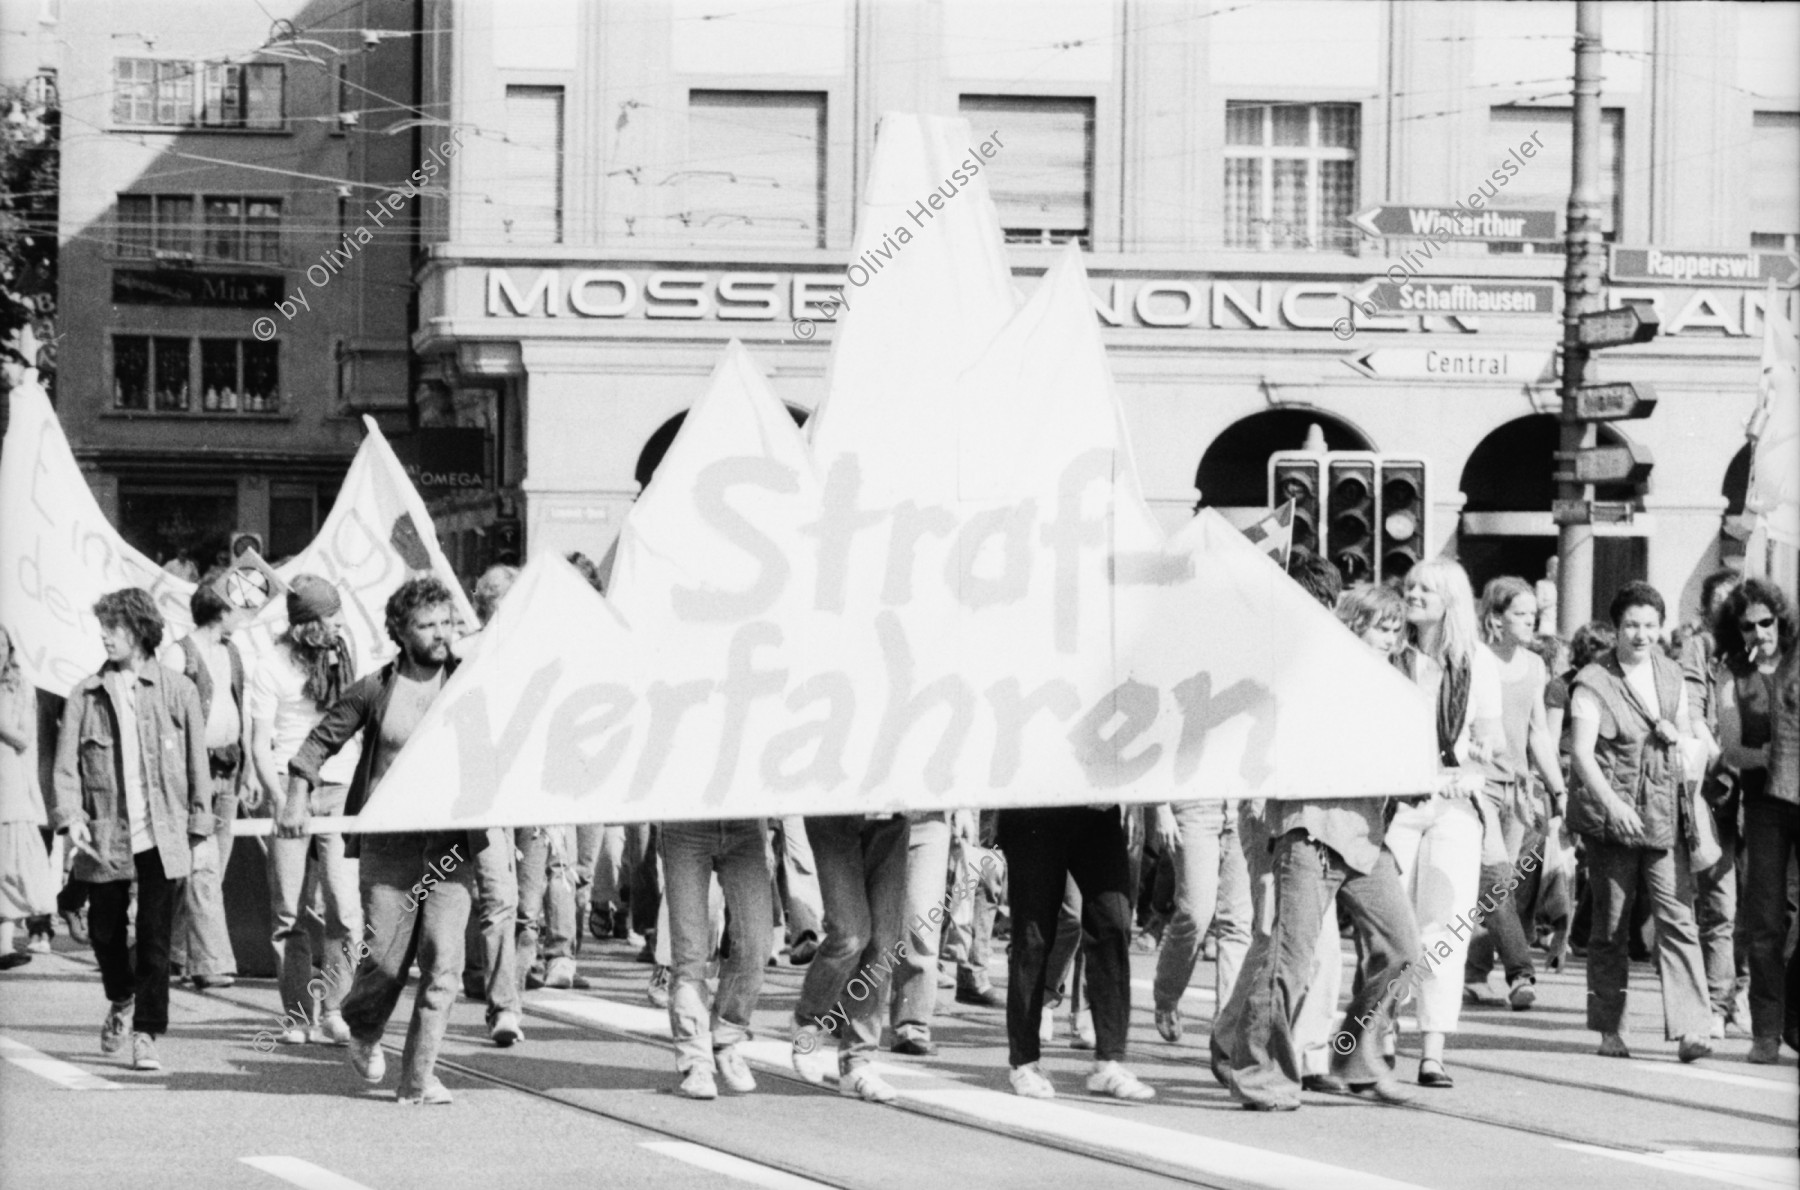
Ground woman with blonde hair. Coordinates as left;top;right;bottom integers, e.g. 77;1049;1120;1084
1461;577;1569;1010
1382;559;1506;1088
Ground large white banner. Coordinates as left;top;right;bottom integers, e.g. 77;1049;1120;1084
357;113;1439;829
0;382;474;695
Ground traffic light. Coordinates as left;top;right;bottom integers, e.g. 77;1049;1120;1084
1268;454;1324;554
1377;458;1428;582
1326;454;1378;585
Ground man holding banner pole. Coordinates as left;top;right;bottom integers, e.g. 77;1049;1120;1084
284;577;482;1105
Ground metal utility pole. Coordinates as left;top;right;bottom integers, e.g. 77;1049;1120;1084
1556;0;1606;636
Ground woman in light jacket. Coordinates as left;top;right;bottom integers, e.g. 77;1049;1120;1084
1383;559;1505;1088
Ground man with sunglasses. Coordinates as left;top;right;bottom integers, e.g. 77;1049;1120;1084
1713;578;1799;1064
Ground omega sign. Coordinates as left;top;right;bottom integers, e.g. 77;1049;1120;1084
481;267;1792;338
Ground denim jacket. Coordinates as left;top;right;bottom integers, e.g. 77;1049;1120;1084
51;660;212;882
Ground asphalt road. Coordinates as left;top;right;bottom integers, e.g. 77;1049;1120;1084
1;932;1794;1190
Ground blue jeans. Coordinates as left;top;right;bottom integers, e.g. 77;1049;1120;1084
172;784;238;978
515;826;575;983
795;816;909;1072
266;784;361;1025
1223;831;1419;1103
340;831;477;1097
1153;801;1254;1012
461;827;520;1019
891;815;951;1041
660;820;774;1072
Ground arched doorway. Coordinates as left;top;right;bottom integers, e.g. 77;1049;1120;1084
1194;407;1375;509
1458;414;1647;622
634;403;811;488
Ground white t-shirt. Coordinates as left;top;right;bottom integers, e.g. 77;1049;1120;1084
105;671;155;853
1570;655;1691;726
1410;644;1504;765
247;644;361;785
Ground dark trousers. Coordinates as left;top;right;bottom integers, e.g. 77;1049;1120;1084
998;806;1133;1066
1220;831;1419;1102
1743;797;1800;1040
88;848;181;1037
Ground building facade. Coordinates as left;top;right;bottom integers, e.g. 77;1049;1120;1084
32;0;419;572
419;2;1787;613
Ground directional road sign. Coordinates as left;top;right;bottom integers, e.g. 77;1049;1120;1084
1576;304;1660;349
1349;205;1558;242
1572;382;1657;421
1555;444;1655;485
1610;247;1800;288
1367;280;1558;316
1344;348;1553;381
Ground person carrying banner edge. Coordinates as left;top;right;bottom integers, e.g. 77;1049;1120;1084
284;576;486;1104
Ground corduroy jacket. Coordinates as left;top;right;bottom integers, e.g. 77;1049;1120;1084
51;660;212;882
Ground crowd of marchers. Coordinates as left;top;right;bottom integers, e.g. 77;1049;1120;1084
0;546;1793;1109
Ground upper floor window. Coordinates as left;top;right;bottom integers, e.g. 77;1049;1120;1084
118;194;281;263
1751;111;1798;249
683;90;826;249
959;95;1094;247
1224;101;1359;253
113;58;284;130
113;334;279;413
1485;107;1620;254
203;197;282;262
503;85;565;244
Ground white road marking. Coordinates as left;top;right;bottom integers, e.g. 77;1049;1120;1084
1395;1015;1798;1098
906;1088;1438;1190
539;996;1436;1190
641;1142;838;1189
241;1156;379;1190
1557;1144;1800;1190
0;1035;140;1091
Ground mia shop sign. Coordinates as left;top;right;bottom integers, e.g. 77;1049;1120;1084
479;267;1791;338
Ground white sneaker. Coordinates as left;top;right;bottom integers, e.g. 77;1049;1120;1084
275;1027;308;1046
1087;1060;1155;1101
349;1036;386;1083
715;1046;757;1093
130;1032;162;1072
839;1066;897;1103
791;1025;831;1085
678;1066;718;1099
1009;1062;1056;1099
312;1013;352;1046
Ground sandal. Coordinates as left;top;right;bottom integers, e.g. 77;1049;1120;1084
1417;1058;1454;1088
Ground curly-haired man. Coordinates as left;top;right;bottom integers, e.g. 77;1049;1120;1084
286;575;487;1103
51;588;212;1072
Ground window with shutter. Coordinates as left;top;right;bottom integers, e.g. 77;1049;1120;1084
958;96;1093;246
504;86;565;244
683;91;826;249
1750;112;1798;247
1486;107;1620;254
